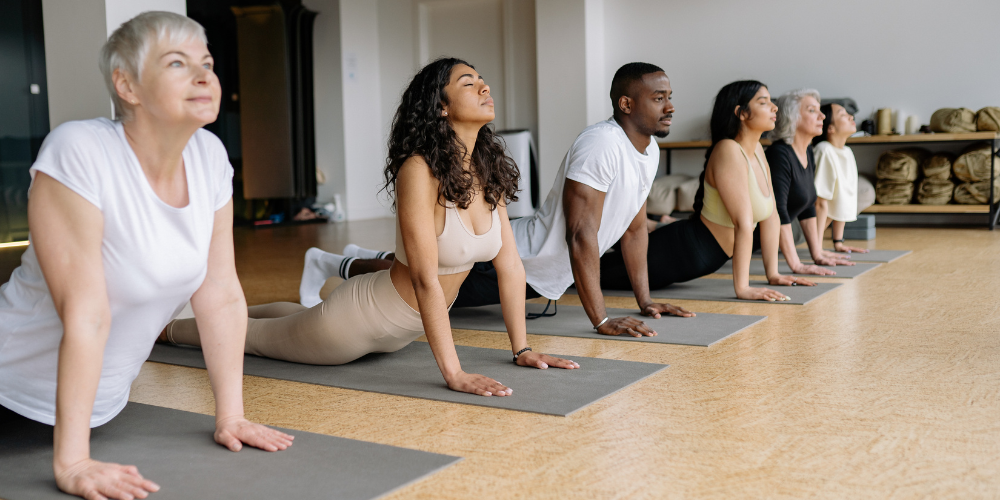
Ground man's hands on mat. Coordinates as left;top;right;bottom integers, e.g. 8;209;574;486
516;351;580;370
640;302;695;319
55;457;159;500
597;316;657;337
214;415;294;452
447;371;512;397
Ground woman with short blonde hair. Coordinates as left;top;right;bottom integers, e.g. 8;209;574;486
0;12;291;499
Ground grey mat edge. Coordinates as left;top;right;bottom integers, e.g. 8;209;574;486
368;454;463;500
0;402;463;500
716;260;882;279
752;248;912;263
452;305;767;347
570;279;842;305
146;344;669;418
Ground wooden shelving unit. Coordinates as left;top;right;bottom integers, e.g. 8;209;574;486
863;204;989;214
657;132;1000;229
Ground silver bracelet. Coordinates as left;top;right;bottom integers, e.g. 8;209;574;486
593;316;610;330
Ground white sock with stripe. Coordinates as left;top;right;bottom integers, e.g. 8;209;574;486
343;243;392;260
299;247;355;308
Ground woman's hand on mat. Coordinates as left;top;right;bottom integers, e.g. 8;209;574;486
447;371;512;396
790;263;836;275
813;254;855;267
214;415;294;453
640;302;696;319
55;457;160;500
769;275;816;287
597;317;657;337
832;243;869;254
517;351;580;370
736;286;789;302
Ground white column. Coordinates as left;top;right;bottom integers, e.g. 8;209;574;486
42;0;185;129
534;0;605;196
337;0;391;220
303;0;347;208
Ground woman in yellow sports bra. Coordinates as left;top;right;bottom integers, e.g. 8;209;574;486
616;81;815;301
162;58;578;397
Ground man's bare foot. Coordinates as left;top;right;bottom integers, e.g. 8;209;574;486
157;323;172;344
293;207;318;221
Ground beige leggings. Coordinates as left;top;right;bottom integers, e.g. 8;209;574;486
165;270;425;365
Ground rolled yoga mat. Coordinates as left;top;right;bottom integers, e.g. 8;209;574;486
752;248;911;263
148;343;666;417
0;403;460;500
450;304;765;347
714;259;881;279
581;278;841;305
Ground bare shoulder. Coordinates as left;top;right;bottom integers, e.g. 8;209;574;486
708;139;744;172
396;155;439;188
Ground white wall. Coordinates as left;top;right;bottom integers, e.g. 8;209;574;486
42;0;185;129
304;0;347;207
42;0;110;127
601;0;1000;176
535;0;607;194
104;0;185;37
338;0;392;220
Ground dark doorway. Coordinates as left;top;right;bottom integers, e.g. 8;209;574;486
187;0;318;224
0;0;49;243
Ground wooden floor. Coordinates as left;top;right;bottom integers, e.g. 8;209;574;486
4;222;998;498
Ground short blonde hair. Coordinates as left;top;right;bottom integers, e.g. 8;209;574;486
771;88;821;143
99;11;207;121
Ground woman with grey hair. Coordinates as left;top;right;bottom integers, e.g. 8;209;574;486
764;89;853;273
0;12;292;499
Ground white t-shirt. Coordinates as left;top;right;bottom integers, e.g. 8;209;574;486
511;118;659;299
813;141;859;222
0;118;233;427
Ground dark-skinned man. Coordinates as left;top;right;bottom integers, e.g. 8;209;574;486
453;62;694;337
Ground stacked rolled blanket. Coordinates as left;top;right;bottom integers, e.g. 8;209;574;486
952;143;999;204
916;153;955;205
875;148;928;204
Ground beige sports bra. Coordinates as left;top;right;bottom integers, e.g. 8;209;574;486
701;145;773;228
394;203;503;275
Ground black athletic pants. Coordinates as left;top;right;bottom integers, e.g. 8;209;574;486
452;261;543;308
600;216;730;290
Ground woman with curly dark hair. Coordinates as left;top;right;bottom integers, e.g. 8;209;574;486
162;58;578;397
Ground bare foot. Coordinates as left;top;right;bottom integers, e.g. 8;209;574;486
293;207;318;221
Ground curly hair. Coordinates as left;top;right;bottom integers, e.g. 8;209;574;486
382;57;520;211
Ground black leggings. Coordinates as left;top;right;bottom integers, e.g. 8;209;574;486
600;216;730;290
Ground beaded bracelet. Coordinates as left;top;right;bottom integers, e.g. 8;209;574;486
513;347;532;363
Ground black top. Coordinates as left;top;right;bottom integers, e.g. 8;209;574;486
765;140;817;224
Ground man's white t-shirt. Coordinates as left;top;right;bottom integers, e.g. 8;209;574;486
813;141;859;222
0;118;233;427
511;118;659;299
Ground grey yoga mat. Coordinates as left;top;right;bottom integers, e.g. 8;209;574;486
752;248;911;263
753;248;913;263
714;259;881;279
583;278;841;305
148;343;666;417
0;402;460;500
450;304;766;347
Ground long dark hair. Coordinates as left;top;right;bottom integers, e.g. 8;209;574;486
692;80;767;216
381;57;519;211
813;103;836;146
